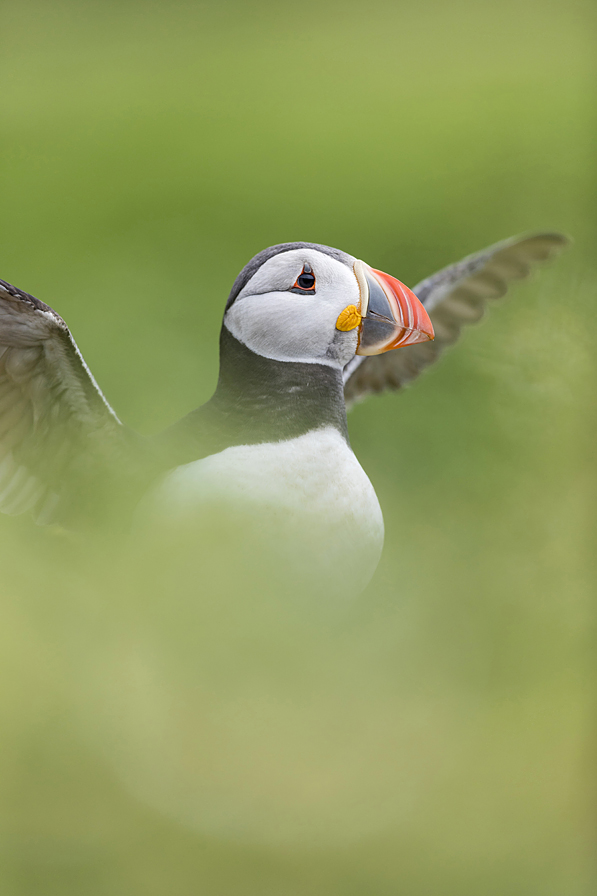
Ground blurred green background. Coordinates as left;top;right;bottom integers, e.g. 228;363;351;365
0;0;595;893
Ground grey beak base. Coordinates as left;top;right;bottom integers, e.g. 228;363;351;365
357;270;400;355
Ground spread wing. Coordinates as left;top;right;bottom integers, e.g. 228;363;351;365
343;233;570;408
0;277;132;524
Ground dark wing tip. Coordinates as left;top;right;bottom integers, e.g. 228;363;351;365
501;231;572;259
0;277;68;327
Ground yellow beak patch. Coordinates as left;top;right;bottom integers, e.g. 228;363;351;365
335;304;362;332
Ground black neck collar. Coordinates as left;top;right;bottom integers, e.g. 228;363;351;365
163;326;349;464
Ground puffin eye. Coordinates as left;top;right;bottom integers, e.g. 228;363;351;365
290;264;316;293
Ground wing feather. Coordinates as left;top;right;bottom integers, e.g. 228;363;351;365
0;277;129;523
343;233;569;408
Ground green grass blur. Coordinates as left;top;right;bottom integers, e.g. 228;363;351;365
0;1;595;893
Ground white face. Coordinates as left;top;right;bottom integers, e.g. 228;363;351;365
223;248;361;367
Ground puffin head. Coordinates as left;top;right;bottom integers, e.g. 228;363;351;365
223;242;434;368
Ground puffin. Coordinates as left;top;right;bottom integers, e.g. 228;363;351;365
0;233;568;593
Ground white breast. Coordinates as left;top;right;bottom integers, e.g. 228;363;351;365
148;427;384;597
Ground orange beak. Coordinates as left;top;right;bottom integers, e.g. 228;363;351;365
355;262;434;356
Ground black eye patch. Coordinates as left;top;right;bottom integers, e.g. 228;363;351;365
290;263;316;294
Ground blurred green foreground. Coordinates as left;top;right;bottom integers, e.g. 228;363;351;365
0;1;595;893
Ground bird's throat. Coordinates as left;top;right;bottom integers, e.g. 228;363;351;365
161;327;349;467
211;326;349;442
